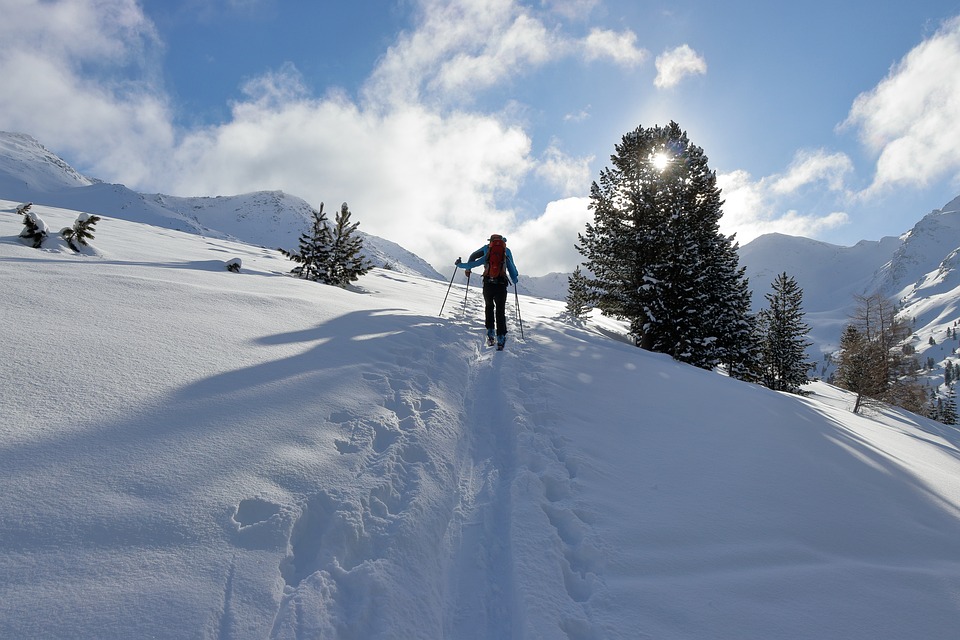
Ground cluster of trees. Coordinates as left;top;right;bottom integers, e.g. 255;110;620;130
566;121;960;425
833;293;928;415
280;202;372;288
573;121;815;392
17;202;101;252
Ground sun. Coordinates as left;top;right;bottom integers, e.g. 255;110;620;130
651;152;670;171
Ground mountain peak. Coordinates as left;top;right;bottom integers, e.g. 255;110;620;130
0;131;93;194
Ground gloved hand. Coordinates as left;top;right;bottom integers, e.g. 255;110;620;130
455;257;462;266
465;270;471;277
512;276;519;285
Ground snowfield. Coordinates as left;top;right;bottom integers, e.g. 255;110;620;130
4;200;960;639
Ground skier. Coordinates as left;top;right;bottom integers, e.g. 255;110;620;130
455;234;519;349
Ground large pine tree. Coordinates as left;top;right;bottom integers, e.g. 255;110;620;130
757;272;812;393
577;121;752;370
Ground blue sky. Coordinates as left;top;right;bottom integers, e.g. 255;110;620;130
2;0;960;275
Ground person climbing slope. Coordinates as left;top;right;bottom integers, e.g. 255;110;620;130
455;234;519;350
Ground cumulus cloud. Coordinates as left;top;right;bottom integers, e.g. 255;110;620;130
0;0;174;184
842;16;960;196
535;145;594;196
717;158;851;244
365;0;563;107
654;44;707;88
769;149;854;195
514;197;593;274
582;28;648;67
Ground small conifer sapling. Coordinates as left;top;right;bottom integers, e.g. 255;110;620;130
18;204;49;248
60;213;101;252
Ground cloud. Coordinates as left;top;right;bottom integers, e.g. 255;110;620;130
769;149;854;195
582;28;648;67
535;145;594;196
364;0;562;107
842;16;960;196
654;44;707;88
0;0;174;185
514;197;593;274
717;152;852;244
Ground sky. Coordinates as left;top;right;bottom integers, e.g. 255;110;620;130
2;0;960;275
5;198;960;638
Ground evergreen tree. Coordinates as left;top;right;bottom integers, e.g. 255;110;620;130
565;266;591;319
757;272;813;393
280;203;333;281
60;213;101;252
942;386;958;425
577;121;751;370
18;203;48;248
325;202;373;288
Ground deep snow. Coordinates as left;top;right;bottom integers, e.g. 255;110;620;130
4;201;960;639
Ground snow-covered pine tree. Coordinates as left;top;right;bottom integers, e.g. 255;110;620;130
577;121;751;371
565;266;590;319
60;213;101;252
757;272;813;394
18;203;48;248
325;202;372;288
941;386;958;425
280;203;333;281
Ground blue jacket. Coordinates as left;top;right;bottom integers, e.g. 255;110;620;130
457;244;519;284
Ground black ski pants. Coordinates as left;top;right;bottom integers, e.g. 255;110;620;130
482;279;509;337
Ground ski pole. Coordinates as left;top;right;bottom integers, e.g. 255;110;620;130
439;260;460;316
514;282;524;339
462;271;471;315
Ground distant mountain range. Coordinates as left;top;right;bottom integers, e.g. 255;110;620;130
4;130;960;386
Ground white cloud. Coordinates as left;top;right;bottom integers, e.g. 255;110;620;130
654;44;706;88
535;145;594;196
431;14;558;97
770;149;854;195
582;28;648;67
514;197;593;274
364;0;564;107
717;166;850;244
842;16;960;196
0;0;173;185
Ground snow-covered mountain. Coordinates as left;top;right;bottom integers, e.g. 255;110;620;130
4;199;960;639
739;196;960;388
0;132;443;280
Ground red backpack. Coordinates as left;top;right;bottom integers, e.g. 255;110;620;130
484;234;507;279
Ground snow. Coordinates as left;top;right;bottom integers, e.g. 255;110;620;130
4;200;960;639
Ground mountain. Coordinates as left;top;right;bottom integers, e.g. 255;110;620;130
4;199;960;639
0;132;443;280
739;196;960;389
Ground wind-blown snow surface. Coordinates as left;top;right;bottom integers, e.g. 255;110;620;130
4;201;960;640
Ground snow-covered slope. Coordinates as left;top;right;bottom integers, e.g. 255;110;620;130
4;200;960;639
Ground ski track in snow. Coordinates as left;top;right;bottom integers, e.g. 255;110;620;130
219;295;608;639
